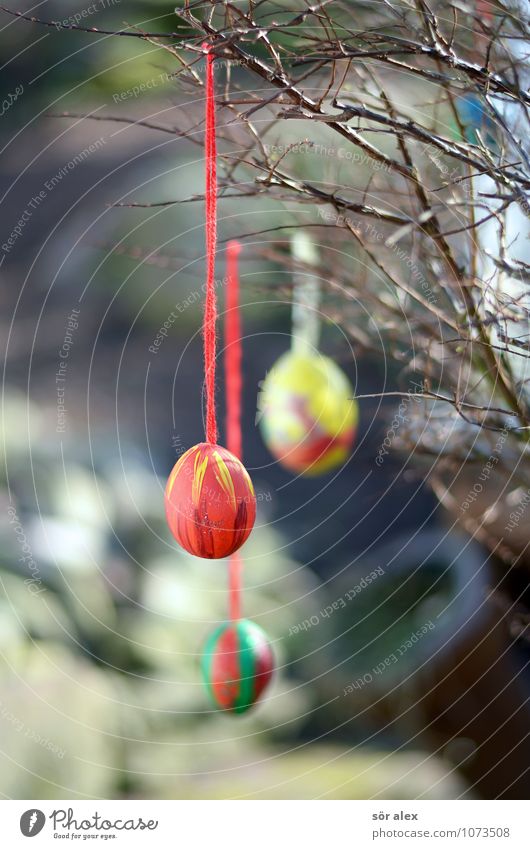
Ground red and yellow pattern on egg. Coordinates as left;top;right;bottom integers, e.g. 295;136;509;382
165;442;256;559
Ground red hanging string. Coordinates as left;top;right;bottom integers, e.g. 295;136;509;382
225;239;243;622
203;43;218;445
473;0;493;61
225;240;243;461
476;0;493;24
229;551;242;622
203;47;243;621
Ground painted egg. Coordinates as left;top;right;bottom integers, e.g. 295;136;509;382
201;618;274;713
165;443;256;559
258;350;358;475
454;94;498;149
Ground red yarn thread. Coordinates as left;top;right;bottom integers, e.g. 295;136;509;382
473;0;493;61
229;551;242;622
203;43;218;444
203;49;243;621
476;0;493;24
225;240;243;622
225;240;243;461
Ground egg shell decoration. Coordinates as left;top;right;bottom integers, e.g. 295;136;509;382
259;350;358;475
454;94;498;149
165;443;256;559
201;618;274;713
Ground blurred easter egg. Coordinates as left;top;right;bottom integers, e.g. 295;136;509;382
165;443;256;559
258;350;358;475
201;618;274;713
454;94;498;149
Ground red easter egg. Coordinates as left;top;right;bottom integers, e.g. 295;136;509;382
165;442;256;559
202;619;274;713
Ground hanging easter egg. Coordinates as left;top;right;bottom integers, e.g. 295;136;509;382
165;443;256;559
453;94;498;149
258;350;358;475
201;618;274;713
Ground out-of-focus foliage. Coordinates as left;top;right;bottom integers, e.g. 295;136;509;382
0;391;312;797
0;390;465;798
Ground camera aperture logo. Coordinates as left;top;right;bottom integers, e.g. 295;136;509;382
20;809;45;837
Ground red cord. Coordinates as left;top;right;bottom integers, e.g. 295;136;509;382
225;240;243;621
203;49;243;620
229;550;242;622
225;240;242;461
203;44;218;444
473;0;493;62
476;0;493;24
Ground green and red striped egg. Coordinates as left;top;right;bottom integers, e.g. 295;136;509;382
201;619;274;713
165;443;256;559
